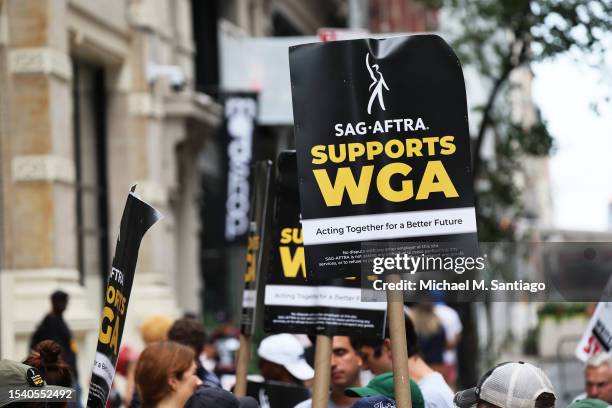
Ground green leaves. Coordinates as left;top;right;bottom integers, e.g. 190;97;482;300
510;117;555;157
416;0;610;240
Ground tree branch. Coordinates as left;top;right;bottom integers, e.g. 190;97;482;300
472;1;532;179
471;62;513;179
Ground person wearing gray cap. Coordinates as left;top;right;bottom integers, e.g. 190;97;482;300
453;361;556;408
0;359;74;408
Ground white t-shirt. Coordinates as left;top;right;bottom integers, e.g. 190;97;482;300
434;304;462;340
418;372;455;408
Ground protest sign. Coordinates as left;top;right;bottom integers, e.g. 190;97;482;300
264;151;386;336
240;160;274;335
87;189;161;408
289;34;478;282
236;161;273;397
576;302;612;362
246;380;311;407
289;34;478;408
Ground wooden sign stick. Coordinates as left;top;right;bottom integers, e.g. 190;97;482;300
312;334;332;408
386;273;412;408
234;333;251;397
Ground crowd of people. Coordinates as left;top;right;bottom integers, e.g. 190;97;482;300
2;292;611;408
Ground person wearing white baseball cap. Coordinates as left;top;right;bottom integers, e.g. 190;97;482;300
257;334;315;385
453;361;556;408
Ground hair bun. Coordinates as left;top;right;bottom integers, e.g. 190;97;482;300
35;340;62;364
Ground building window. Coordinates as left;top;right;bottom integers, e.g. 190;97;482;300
72;61;110;288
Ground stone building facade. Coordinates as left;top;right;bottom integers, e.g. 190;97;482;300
0;0;453;395
0;0;221;393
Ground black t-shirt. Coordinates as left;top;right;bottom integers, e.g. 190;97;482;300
30;314;78;379
245;380;310;408
417;325;446;365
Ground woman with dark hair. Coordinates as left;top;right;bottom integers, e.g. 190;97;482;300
10;340;74;408
24;340;73;388
134;341;201;408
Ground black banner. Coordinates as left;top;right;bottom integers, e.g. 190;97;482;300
246;380;310;408
222;92;258;244
87;189;161;408
264;151;386;336
289;35;478;282
240;160;273;335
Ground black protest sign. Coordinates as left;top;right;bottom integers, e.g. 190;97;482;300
87;190;161;408
222;92;258;244
240;160;273;335
289;35;478;281
246;380;310;408
264;151;386;336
